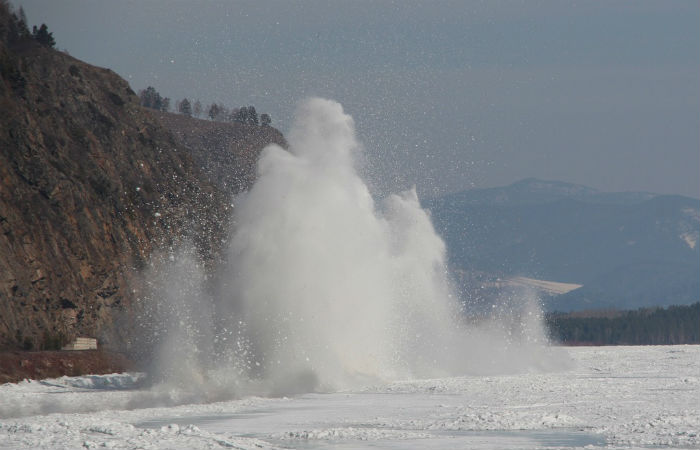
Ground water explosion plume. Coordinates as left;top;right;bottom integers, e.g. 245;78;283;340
0;99;567;418
224;99;455;388
216;98;566;392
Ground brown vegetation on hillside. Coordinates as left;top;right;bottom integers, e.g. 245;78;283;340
153;110;286;195
0;4;282;357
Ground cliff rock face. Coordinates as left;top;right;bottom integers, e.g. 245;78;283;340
0;8;275;351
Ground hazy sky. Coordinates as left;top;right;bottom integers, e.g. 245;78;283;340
16;1;700;198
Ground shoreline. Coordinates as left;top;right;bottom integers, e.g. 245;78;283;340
0;350;134;384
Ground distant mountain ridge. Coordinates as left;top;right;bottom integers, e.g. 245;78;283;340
426;178;700;312
433;178;660;207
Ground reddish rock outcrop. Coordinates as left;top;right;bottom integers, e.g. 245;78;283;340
0;350;133;384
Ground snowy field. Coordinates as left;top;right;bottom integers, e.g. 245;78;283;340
0;345;697;449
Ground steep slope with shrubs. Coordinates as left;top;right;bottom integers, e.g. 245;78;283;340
0;5;276;351
153;111;286;195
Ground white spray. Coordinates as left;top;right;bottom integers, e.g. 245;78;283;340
222;98;567;393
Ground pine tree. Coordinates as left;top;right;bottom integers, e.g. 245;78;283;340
208;103;220;120
178;98;192;116
32;23;55;47
247;106;258;125
233;106;247;123
139;86;163;110
17;6;29;38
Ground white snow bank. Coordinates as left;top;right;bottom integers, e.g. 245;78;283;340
0;346;698;449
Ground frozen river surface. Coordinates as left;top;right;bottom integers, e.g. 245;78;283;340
0;345;698;449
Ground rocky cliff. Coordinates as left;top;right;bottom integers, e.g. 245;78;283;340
0;6;277;351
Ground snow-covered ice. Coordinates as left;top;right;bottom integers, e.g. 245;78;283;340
1;345;697;449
